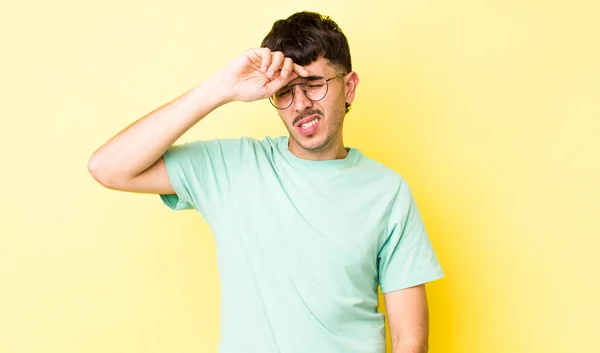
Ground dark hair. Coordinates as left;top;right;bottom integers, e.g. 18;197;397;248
261;11;353;113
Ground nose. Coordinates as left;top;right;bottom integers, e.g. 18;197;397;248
291;85;313;112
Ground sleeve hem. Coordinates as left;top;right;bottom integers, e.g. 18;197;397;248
158;149;194;211
380;268;445;293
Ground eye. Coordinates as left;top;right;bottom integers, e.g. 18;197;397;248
305;83;325;91
276;89;291;97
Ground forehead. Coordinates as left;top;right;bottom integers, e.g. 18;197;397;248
300;56;337;77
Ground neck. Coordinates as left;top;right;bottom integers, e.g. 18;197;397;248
287;135;348;161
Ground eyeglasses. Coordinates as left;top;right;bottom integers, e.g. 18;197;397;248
269;74;345;110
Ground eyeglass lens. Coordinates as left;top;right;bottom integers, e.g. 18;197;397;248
270;77;329;109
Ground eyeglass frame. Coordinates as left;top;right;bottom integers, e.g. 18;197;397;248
268;74;346;110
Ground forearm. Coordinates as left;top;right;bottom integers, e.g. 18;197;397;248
88;73;229;182
385;285;430;353
391;339;428;353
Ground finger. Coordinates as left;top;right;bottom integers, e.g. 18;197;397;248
266;71;298;96
292;63;310;78
244;48;262;69
257;48;271;72
267;51;285;78
280;57;294;79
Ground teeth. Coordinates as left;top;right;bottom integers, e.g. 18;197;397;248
301;118;318;128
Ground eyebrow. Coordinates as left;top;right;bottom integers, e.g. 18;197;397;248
276;75;326;94
303;75;325;81
286;75;325;87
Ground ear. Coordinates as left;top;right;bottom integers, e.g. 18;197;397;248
344;72;359;105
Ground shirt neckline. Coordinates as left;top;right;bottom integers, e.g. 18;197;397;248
276;136;361;171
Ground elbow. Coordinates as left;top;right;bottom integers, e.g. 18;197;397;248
392;337;429;353
392;335;429;353
87;153;119;189
87;153;107;186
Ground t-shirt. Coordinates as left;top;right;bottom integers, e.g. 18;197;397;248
159;135;444;353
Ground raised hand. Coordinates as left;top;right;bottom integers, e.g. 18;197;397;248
217;48;310;103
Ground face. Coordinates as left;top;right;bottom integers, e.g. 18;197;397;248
274;56;358;158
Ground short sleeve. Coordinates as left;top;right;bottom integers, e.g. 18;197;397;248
377;180;444;293
159;137;245;223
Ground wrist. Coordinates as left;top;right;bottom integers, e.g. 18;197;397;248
175;74;231;124
204;71;235;105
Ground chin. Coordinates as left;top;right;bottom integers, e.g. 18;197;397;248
295;135;331;152
287;122;338;152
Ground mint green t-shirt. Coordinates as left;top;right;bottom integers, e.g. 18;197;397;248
159;135;443;353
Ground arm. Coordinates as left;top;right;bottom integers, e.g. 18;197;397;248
87;48;308;194
87;76;227;194
384;284;430;353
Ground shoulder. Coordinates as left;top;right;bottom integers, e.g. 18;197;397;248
353;148;406;189
170;135;280;154
216;135;284;150
197;135;287;167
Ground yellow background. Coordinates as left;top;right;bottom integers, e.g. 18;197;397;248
1;0;599;352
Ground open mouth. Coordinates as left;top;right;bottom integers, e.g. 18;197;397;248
295;115;321;136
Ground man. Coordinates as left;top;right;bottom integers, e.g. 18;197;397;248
88;11;444;353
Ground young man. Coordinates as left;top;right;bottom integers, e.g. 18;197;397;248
88;11;444;353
